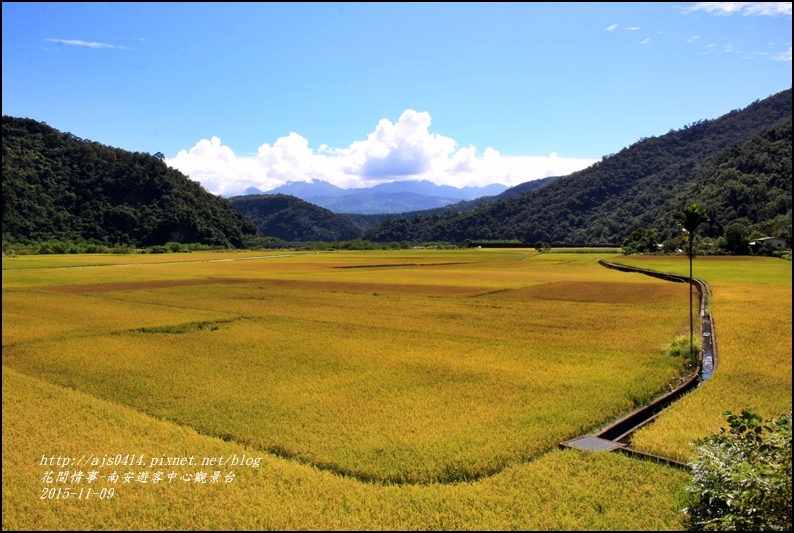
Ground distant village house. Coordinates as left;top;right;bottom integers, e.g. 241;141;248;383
749;237;789;251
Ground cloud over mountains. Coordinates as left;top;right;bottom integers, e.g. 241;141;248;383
168;110;598;198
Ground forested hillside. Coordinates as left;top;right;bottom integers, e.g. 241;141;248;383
363;88;792;245
670;117;791;240
2;116;259;248
336;175;562;234
228;194;362;242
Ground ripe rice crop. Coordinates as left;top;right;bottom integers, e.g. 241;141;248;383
15;249;779;529
612;256;792;462
0;250;281;271
3;251;690;485
3;360;690;531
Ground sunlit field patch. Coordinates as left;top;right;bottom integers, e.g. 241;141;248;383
0;250;290;271
1;290;236;347
506;280;679;304
41;277;259;294
3;250;691;487
2;366;690;530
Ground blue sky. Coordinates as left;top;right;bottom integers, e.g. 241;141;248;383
2;2;791;197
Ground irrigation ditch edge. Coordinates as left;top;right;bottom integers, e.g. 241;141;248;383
559;259;718;471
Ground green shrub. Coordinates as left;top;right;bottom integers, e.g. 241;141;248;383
83;243;110;254
184;243;212;251
622;228;658;255
110;245;134;254
664;335;700;367
684;409;792;531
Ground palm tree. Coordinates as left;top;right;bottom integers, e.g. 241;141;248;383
673;204;709;360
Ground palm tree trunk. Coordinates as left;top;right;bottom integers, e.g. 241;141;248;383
689;240;695;357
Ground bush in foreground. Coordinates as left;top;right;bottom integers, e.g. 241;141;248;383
685;409;792;531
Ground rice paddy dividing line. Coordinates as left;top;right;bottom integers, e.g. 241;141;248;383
560;259;713;469
334;262;471;269
605;255;792;463
130;318;243;335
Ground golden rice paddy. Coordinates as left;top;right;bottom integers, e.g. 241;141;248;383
3;249;789;530
613;255;792;462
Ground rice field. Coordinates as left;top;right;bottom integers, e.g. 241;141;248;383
611;256;792;462
3;249;788;529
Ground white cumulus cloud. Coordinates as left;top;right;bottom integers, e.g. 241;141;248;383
772;44;792;60
46;38;130;49
682;2;792;16
167;110;598;198
345;110;457;180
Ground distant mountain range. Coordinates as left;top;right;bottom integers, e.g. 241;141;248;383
233;86;791;246
230;176;560;240
244;180;509;214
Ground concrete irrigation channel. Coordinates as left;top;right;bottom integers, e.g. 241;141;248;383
559;259;718;470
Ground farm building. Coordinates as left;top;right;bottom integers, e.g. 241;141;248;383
749;237;789;251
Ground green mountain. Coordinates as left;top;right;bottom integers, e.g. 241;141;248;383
2;116;259;248
362;88;792;245
673;117;791;240
228;194;363;242
329;176;560;234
